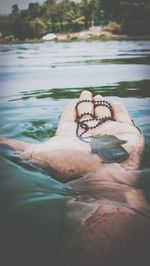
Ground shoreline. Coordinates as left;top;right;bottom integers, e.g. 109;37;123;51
0;31;150;44
56;31;150;42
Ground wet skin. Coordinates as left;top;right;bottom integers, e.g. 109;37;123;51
0;91;144;180
0;91;150;266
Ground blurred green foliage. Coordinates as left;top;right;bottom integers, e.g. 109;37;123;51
0;0;149;40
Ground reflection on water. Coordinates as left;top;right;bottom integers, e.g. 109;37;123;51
0;40;150;98
0;40;150;265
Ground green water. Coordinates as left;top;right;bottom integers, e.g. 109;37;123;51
0;41;150;265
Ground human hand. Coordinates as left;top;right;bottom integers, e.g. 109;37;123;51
0;91;144;181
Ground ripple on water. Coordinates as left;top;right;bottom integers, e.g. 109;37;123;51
21;120;56;140
0;41;150;264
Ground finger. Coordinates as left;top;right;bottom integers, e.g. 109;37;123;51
77;90;94;120
0;137;30;152
59;100;77;123
93;95;112;119
112;101;133;125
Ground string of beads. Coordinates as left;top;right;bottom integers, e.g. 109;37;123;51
75;100;113;143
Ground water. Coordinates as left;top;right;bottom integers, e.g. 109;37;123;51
0;40;150;265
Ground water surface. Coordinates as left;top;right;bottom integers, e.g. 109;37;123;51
0;40;150;265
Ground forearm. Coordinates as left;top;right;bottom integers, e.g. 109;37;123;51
116;167;150;203
90;165;150;204
92;163;140;187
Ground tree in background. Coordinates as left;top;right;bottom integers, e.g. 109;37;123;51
0;0;150;40
28;2;42;18
30;18;50;38
120;0;150;35
100;0;121;22
63;1;85;32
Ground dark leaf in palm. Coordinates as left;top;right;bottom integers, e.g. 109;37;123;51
91;134;129;163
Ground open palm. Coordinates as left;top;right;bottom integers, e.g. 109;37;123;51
0;91;144;182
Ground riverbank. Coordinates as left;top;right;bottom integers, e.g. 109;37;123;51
0;30;150;44
56;30;150;41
